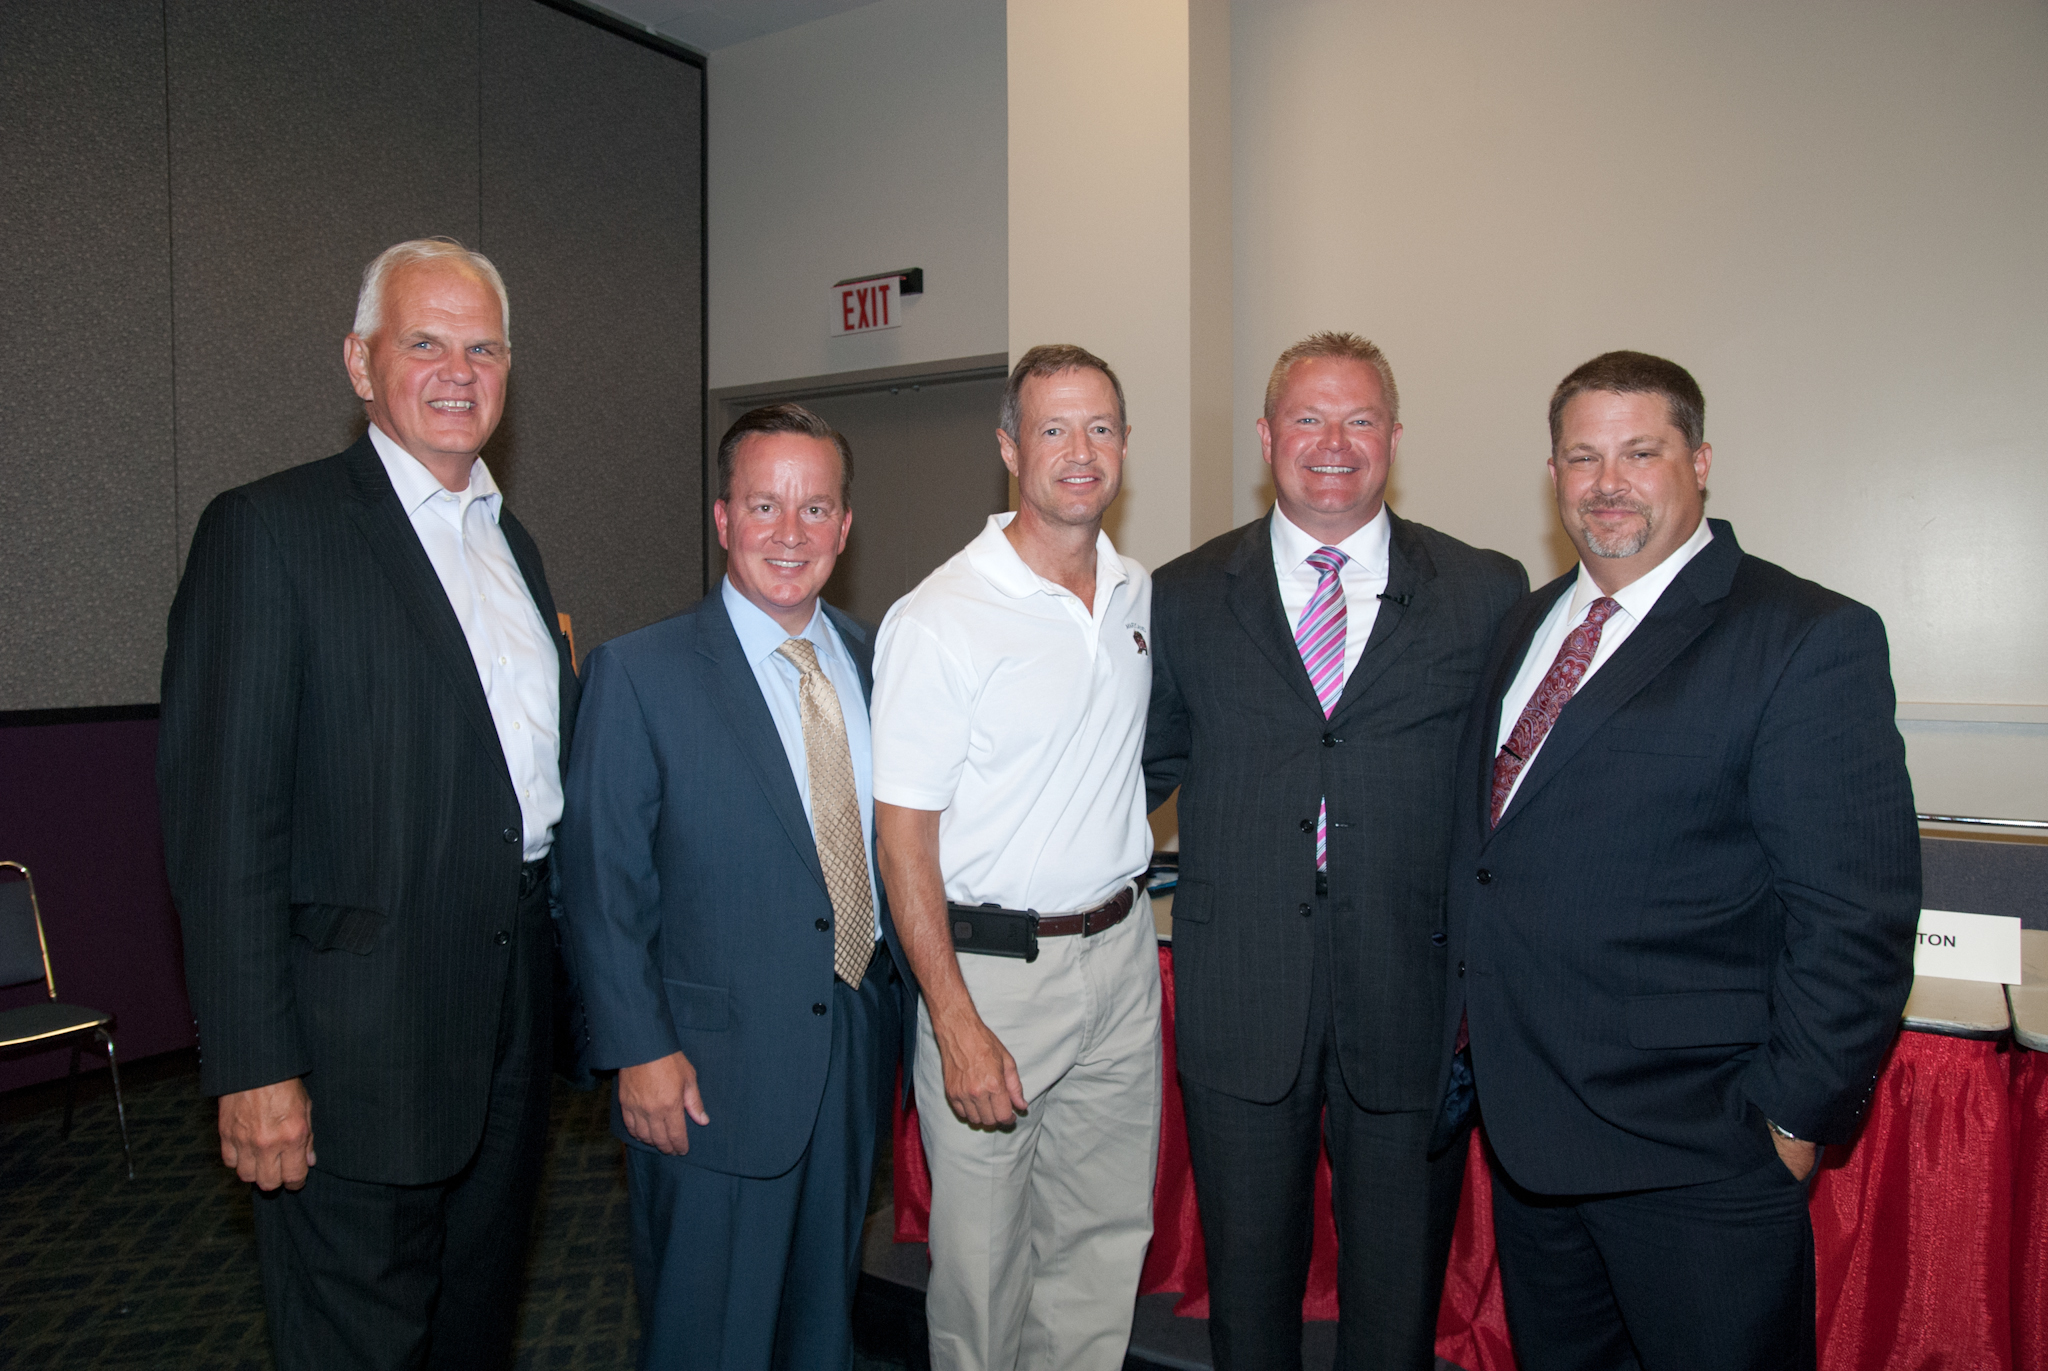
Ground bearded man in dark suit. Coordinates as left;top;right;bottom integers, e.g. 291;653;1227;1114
1432;351;1918;1371
1145;332;1525;1370
160;238;579;1370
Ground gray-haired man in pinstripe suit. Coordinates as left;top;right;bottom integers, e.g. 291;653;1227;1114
160;239;579;1371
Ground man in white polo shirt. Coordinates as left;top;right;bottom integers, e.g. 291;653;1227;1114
873;344;1160;1371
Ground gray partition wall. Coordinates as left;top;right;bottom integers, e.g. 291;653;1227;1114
0;0;704;711
0;0;179;713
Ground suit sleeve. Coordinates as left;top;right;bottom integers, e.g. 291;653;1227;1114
553;645;681;1071
1143;582;1191;811
1739;602;1920;1143
158;490;308;1098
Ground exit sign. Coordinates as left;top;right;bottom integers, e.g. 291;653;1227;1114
830;268;923;337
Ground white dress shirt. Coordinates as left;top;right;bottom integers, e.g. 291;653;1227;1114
1492;517;1715;811
369;424;563;861
1270;502;1391;688
720;579;882;934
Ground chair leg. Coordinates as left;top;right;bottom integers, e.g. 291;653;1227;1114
98;1028;135;1181
62;1044;82;1138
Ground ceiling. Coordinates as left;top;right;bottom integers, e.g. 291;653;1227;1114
590;0;885;53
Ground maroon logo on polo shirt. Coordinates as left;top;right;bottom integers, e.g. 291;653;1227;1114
1132;629;1148;656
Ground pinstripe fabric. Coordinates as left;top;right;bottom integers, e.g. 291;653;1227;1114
1147;511;1525;1368
1145;511;1527;1109
158;434;580;1187
1432;521;1919;1195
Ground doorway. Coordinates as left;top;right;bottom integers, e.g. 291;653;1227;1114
708;354;1010;629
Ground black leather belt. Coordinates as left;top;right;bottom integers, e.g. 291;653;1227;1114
519;857;550;900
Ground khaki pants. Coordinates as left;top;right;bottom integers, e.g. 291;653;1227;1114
915;894;1163;1371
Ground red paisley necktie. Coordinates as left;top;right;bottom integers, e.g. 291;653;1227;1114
1488;597;1620;827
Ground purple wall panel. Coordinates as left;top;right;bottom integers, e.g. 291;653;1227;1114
0;718;194;1091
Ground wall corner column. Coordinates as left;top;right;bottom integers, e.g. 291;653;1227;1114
1007;0;1234;571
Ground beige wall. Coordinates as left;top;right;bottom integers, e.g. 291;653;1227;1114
706;0;1006;389
708;0;2047;823
1230;0;2048;822
1006;0;1234;574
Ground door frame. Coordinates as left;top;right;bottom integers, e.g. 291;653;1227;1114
702;352;1010;596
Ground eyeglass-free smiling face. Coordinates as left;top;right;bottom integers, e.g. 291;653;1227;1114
1258;356;1401;544
344;261;509;484
1550;389;1712;593
715;431;852;633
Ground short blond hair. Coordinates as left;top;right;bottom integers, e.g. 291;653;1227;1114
1263;331;1399;424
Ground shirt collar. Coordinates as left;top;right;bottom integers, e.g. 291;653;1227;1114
1269;502;1392;578
722;578;835;668
964;512;1129;603
1569;515;1715;622
368;423;500;523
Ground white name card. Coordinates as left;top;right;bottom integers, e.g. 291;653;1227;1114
1914;909;2023;985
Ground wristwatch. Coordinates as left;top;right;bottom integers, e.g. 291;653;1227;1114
1766;1118;1800;1142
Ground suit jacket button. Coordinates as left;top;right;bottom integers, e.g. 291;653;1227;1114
1458;960;1466;977
1297;902;1312;917
1431;931;1447;946
1476;869;1492;885
494;930;509;946
811;1002;827;1016
816;918;831;931
502;827;519;844
1321;732;1337;748
1299;818;1314;834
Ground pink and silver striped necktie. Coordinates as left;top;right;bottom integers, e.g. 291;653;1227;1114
1296;546;1348;870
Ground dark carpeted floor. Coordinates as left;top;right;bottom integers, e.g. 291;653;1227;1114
0;1052;914;1370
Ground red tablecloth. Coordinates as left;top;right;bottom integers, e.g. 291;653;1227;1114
2011;1048;2048;1371
892;947;2030;1371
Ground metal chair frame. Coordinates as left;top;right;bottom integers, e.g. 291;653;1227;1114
0;860;133;1178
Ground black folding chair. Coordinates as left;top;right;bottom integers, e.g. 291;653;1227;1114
0;861;133;1178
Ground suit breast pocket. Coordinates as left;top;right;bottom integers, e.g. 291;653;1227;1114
663;979;731;1032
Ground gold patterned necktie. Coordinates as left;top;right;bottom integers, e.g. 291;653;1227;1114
776;637;876;985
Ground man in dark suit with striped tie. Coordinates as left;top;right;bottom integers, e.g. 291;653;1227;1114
1144;332;1525;1369
1431;351;1918;1370
159;238;579;1370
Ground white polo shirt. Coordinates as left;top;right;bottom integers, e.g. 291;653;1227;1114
872;513;1153;914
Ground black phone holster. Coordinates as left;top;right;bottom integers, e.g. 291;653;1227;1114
947;901;1039;963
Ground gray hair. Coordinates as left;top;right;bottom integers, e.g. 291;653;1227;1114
352;238;512;344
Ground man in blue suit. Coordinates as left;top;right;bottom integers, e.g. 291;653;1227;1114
556;403;908;1371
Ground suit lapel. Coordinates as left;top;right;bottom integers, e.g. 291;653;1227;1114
1488;525;1741;833
500;508;579;755
1332;512;1431;720
340;437;508;778
825;603;876;706
696;595;830;894
1225;514;1325;716
1473;580;1566;843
